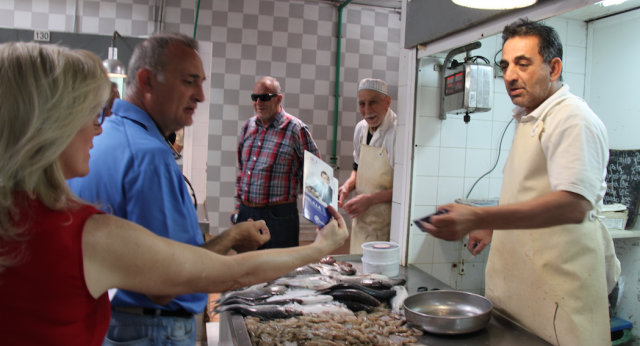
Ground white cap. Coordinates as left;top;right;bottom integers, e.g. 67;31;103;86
358;78;387;96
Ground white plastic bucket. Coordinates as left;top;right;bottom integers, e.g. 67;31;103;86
361;241;400;263
362;259;400;277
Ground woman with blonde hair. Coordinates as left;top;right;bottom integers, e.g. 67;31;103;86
0;42;348;345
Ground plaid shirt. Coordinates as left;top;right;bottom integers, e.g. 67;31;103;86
235;108;320;209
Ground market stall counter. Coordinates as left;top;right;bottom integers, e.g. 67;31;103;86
218;255;551;346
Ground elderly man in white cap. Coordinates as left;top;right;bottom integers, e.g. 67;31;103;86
338;78;397;254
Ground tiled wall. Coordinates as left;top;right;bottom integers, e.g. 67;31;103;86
205;1;402;234
407;17;588;294
0;0;403;236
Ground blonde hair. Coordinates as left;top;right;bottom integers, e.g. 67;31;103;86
0;42;110;267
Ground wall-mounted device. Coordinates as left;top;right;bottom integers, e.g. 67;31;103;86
439;42;494;123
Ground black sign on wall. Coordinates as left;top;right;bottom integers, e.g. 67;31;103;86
604;149;640;229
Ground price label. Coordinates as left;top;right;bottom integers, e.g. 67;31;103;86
33;31;50;42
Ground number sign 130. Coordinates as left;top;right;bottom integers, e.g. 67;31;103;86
34;31;50;42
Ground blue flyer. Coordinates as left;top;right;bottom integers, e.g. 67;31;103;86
302;151;338;228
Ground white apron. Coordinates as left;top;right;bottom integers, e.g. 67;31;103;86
485;105;611;346
349;135;394;254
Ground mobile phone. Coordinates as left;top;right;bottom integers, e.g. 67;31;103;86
413;209;449;232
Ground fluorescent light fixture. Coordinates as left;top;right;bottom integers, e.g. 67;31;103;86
597;0;629;6
452;0;537;10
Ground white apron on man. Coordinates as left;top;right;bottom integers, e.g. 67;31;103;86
349;109;396;254
485;94;616;346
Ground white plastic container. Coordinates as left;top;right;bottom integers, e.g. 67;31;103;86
361;241;401;277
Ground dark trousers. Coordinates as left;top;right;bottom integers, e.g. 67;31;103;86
237;202;299;249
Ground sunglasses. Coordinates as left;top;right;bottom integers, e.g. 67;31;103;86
95;105;109;126
251;93;279;102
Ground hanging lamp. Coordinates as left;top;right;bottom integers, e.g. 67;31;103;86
452;0;537;10
102;31;127;78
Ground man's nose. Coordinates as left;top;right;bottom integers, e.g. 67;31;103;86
194;83;205;103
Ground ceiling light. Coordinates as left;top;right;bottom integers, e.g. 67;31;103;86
102;31;127;78
597;0;629;6
452;0;537;10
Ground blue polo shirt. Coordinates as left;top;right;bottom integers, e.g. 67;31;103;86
68;99;206;313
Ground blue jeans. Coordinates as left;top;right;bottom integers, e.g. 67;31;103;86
102;310;196;346
238;202;299;249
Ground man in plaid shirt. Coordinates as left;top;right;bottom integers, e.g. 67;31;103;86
232;76;321;249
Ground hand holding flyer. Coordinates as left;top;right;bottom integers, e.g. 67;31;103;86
302;151;338;228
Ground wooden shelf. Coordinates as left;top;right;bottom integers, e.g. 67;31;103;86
610;230;640;239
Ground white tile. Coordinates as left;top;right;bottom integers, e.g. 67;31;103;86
474;35;498;63
397;85;407;125
566;19;587;48
408;233;435;264
432;263;458;288
457;262;484;290
413;146;440;176
432;239;462;264
395;125;406;165
417;57;441;88
192;145;208;169
492;93;516;122
414;116;441;147
191;169;207;202
411;176;438;206
564;46;586;75
461;236;485;264
436;177;464;205
390;202;404;243
466;120;492;149
491;120;515;151
411;205;436;226
221;136;237;151
220;166;236;182
464;149;491;178
208;119;222;136
488;178;503;198
219;197;236;213
417;86;440;117
392;163;405;203
464;176;489;200
545;17;567;47
48;14;66;31
440;118;467;148
80;16;97;33
206;180;220;197
193;125;210;146
563;73;585;99
438;148;465;177
489;150;510;179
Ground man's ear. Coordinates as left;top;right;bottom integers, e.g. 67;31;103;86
549;57;562;82
136;68;153;93
385;95;391;109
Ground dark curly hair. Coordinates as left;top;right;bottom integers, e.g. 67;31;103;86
502;18;563;81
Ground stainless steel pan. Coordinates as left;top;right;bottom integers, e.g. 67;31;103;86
403;290;492;335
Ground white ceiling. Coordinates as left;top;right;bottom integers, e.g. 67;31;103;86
555;0;640;21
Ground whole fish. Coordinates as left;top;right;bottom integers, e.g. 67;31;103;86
322;289;381;307
217;284;288;304
332;274;406;290
281;265;321;278
213;295;333;311
334;300;376;313
216;304;302;320
390;285;409;314
273;275;338;290
320;283;396;300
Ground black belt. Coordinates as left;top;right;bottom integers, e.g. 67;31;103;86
113;306;193;318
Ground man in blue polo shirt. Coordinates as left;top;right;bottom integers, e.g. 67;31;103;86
69;33;269;345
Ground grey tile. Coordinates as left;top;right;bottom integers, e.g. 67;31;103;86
301;49;316;65
272;46;287;63
163;23;180;33
207;164;221;180
195;25;211;41
345;38;359;54
318;6;334;22
256;61;271;76
259;0;274;16
360;25;374;41
389;28;401;43
241;44;257;60
344;67;359;84
209;104;224;117
224;89;240;105
116;4;133;20
243;14;258;30
303;19;317;35
31;12;48;30
49;0;67;14
226;28;242;43
374;41;387;56
0;10;13;27
375;11;388;27
239;105;254;118
211;42;226;58
133;0;148;4
372;70;387;82
225;59;240;74
98;18;116;35
314;95;329;110
221;150;237;166
273;17;288;32
210;73;225;88
346;9;360;25
240;75;257;90
65;15;75;31
286;64;301;79
316;36;331;51
83;1;99;17
257;31;272;46
298;109;313;125
341;124;354;141
211;11;227;27
284;94;299;108
208;135;222;150
300;79;315;94
287;33;302;49
223;120;240;137
359;55;373;70
312;121;327;139
205;197;220;214
315;66;330;81
344;97;358;111
220;181;236;197
289;3;304;19
132;20;149;36
199;0;213;11
165;0;181;7
228;0;244;13
387;56;400;72
181;8;195;24
387;85;398;100
15;0;31;11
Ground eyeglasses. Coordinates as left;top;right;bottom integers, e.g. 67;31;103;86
95;105;109;126
250;93;279;102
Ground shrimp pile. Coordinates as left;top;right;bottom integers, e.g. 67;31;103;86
244;308;424;346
